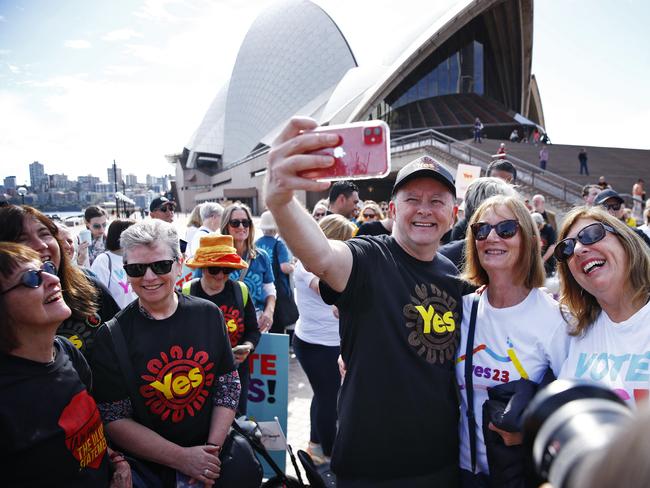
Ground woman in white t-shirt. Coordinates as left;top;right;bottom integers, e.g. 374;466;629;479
555;207;650;407
457;195;569;486
293;214;357;465
90;219;138;309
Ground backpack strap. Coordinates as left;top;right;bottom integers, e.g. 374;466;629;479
465;293;480;473
105;316;155;430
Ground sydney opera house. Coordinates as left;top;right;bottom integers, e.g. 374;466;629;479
175;0;544;212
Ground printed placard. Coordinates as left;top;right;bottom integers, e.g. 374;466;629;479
455;163;482;200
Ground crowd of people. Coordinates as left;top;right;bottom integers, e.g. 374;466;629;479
1;115;649;487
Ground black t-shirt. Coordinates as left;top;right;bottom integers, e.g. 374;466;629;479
439;239;466;271
0;337;111;487
57;274;120;357
539;224;557;276
188;279;260;349
356;220;390;237
90;293;236;447
319;235;464;479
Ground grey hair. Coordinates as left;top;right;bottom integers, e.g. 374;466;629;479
200;202;224;222
121;220;180;262
464;177;517;220
532;194;545;203
530;212;545;226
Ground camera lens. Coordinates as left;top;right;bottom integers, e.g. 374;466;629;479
523;380;632;488
364;128;371;135
374;127;381;135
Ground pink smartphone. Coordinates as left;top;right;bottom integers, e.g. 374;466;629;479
300;121;391;181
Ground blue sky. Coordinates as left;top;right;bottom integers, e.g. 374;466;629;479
1;0;648;186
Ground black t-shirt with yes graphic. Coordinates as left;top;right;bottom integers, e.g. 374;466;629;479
0;337;111;487
188;279;260;349
320;235;464;480
57;273;120;357
90;293;236;448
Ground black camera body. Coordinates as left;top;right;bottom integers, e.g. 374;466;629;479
523;380;633;488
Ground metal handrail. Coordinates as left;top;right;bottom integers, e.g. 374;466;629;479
220;126;585;205
391;129;584;204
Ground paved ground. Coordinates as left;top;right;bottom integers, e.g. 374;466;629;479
284;349;314;480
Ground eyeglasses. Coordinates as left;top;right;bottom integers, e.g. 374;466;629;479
0;261;58;295
157;205;175;213
554;222;618;262
206;267;234;275
91;223;108;230
123;260;175;277
362;213;376;219
313;212;326;218
228;219;251;228
601;202;622;212
470;220;519;241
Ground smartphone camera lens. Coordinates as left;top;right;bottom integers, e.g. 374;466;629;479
364;128;371;135
374;127;381;135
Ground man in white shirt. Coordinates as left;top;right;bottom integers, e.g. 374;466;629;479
186;202;224;258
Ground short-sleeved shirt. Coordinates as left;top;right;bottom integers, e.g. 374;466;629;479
0;337;111;487
57;273;120;357
229;248;274;312
90;251;138;310
319;235;464;480
256;235;291;293
90;294;236;447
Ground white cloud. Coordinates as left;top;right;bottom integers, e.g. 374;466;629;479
134;0;183;22
102;28;143;42
64;39;92;49
103;65;145;76
8;64;19;74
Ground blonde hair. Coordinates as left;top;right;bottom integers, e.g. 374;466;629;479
187;204;203;228
319;214;357;241
462;195;545;288
557;206;650;335
360;201;384;221
220;203;258;259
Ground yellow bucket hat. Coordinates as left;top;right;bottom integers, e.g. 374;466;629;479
185;234;248;270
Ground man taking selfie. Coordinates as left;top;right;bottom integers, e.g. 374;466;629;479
265;116;463;487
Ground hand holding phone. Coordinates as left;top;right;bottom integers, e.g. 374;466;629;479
299;121;391;181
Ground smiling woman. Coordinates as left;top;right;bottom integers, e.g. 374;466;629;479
456;195;569;486
0;205;120;357
0;242;121;486
556;206;650;407
89;220;246;486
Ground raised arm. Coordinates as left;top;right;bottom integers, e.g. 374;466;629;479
265;116;352;292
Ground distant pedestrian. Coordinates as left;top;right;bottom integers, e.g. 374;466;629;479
473;118;483;143
581;184;601;207
486;159;516;184
632;178;645;222
496;142;507;160
533;128;540;145
539;146;549;170
509;128;520;143
597;175;612;190
578;148;589;175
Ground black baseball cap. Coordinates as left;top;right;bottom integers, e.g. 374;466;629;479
594;189;623;206
392;156;456;198
150;196;175;212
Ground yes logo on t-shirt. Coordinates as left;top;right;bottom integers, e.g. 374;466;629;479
140;345;215;423
221;304;244;347
404;283;459;364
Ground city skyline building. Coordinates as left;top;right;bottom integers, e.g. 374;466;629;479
29;161;45;190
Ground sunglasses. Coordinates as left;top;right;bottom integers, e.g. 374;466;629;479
228;219;251;228
157;205;175;213
363;213;376;219
470;219;519;241
91;222;108;230
123;260;175;277
206;267;234;275
554;222;618;262
601;202;622;212
1;261;58;295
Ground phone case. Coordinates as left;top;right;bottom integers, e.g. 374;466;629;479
300;121;391;181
